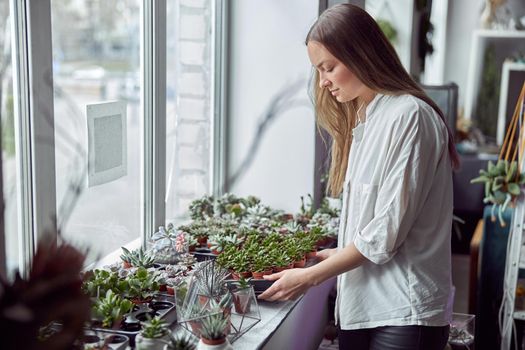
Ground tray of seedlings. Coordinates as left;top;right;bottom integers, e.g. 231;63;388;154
83;247;194;346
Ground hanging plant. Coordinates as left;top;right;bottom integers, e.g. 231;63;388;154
471;81;525;226
471;160;525;226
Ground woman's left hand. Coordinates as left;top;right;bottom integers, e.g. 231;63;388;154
257;268;313;301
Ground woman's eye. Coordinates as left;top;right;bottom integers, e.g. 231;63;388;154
326;67;334;73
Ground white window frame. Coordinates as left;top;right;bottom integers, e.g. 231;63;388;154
10;0;57;277
142;0;167;245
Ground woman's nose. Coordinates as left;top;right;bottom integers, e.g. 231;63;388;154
319;78;330;89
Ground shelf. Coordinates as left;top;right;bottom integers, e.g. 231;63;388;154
474;29;525;39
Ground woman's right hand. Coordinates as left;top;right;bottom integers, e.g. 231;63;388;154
316;248;337;261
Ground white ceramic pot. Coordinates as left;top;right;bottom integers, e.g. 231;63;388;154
135;333;171;350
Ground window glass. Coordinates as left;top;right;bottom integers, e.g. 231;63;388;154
51;0;141;264
1;2;19;279
165;0;215;223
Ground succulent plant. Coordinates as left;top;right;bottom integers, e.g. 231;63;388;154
140;316;170;339
193;260;230;299
82;269;128;298
218;292;233;309
188;195;215;220
208;233;242;253
122;247;156;268
471;159;525;226
165;333;196;350
200;313;229;341
124;267;160;301
92;289;133;328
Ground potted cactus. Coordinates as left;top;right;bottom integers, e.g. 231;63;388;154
135;316;173;350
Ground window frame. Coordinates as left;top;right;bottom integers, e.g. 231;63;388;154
11;0;57;277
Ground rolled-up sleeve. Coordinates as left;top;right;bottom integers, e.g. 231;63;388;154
353;109;438;264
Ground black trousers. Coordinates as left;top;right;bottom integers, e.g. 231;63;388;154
338;325;450;350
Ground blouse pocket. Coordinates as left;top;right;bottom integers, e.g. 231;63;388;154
355;183;378;232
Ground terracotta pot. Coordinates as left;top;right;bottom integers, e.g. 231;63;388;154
233;291;251;314
197;236;208;246
262;269;273;276
306;250;317;259
166;286;174;295
252;271;264;279
159;284;167;292
189;245;196;252
231;271;251;280
201;337;226;346
316;237;328;248
294;258;306;268
197;337;233;350
273;266;286;273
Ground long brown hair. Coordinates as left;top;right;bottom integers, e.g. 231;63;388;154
306;4;459;197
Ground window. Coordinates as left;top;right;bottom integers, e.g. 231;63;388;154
4;0;224;272
1;1;19;279
51;0;142;265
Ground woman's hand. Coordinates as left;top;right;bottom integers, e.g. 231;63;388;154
316;248;337;261
257;268;313;302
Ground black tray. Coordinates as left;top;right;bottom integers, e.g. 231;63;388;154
90;293;177;347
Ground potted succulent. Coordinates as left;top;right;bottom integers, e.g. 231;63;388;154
133;247;157;268
471;159;525;226
92;289;133;328
197;313;233;350
187;235;199;252
120;247;134;268
135;316;172;350
231;277;253;314
125;267;160;303
250;254;272;279
83;269;128;298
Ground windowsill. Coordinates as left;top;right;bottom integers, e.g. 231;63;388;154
82;217;191;271
84;238;142;271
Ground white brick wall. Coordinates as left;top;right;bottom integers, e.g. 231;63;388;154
178;97;207;121
166;0;213;220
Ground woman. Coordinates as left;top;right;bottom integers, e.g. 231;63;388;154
258;4;459;350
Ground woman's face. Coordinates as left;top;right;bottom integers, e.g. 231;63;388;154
307;40;367;103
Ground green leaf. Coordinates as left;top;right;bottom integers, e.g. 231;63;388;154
471;175;489;184
488;161;495;173
493;190;506;204
506;161;518;182
508;183;521;196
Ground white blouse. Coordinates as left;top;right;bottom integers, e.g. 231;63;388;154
335;93;454;330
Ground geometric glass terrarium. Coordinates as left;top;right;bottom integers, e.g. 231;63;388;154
448;312;475;349
175;260;260;343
